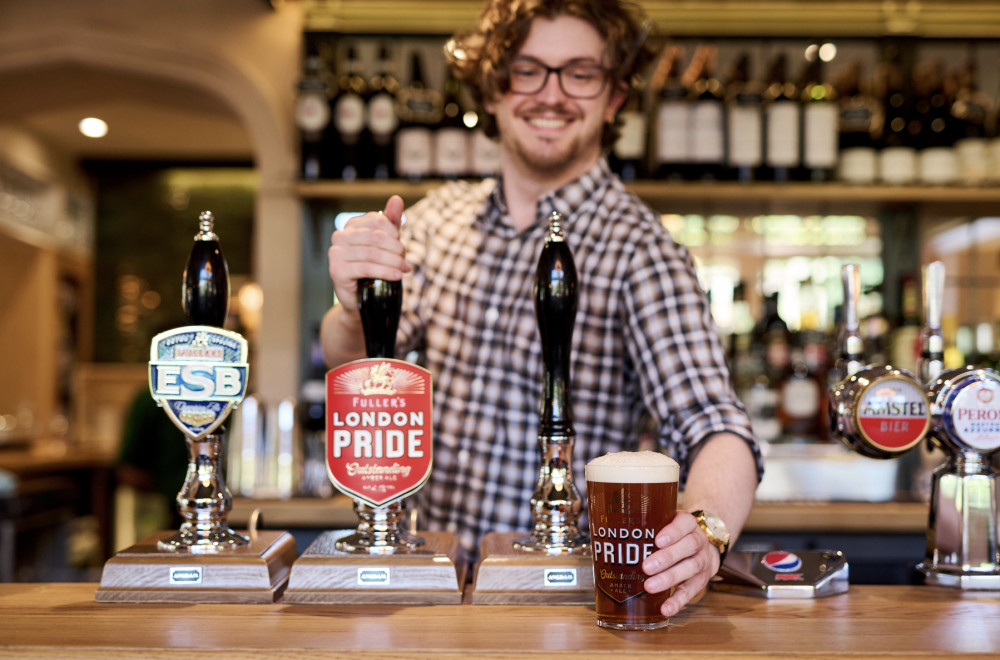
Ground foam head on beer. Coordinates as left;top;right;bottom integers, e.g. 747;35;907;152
585;450;679;483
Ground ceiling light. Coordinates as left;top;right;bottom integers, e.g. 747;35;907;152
79;117;108;138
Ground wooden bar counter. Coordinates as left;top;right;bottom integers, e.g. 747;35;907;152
230;496;932;534
1;583;997;658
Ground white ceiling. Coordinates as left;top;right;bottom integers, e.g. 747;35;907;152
0;62;254;162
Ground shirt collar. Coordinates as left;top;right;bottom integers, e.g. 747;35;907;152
483;158;613;237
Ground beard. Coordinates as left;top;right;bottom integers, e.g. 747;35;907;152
497;102;604;178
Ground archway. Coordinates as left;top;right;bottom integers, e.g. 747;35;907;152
0;16;303;402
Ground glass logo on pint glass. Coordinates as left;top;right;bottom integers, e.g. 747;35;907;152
148;326;249;439
326;358;433;508
608;488;653;515
855;376;930;453
590;482;676;604
610;488;630;514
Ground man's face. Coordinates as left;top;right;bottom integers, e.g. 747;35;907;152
485;14;625;180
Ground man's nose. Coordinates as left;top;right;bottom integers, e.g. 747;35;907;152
536;69;567;102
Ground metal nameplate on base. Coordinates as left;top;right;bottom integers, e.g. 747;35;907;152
469;531;595;605
712;550;849;599
920;568;1000;591
283;529;466;605
95;530;297;604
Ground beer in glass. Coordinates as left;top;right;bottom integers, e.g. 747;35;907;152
586;451;679;630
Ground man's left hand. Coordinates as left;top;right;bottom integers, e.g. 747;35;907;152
640;510;720;617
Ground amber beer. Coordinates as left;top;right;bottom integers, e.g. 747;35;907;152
585;451;678;630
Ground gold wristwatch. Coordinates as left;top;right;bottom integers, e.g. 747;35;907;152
692;510;731;566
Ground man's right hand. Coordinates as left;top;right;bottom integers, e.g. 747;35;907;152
327;194;409;317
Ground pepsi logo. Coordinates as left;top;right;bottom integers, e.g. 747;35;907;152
761;551;803;573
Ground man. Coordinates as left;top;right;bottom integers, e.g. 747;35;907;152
321;0;762;617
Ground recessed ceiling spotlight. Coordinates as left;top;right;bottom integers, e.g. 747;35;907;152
818;42;838;63
79;117;108;138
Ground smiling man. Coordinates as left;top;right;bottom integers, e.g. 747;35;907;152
320;0;763;617
483;14;625;229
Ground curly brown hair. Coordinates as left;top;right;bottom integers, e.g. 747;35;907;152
445;0;657;148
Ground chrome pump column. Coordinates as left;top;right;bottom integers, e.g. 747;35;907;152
513;212;589;555
917;262;945;385
335;277;425;554
834;263;865;382
154;211;250;552
828;264;931;461
920;267;1000;588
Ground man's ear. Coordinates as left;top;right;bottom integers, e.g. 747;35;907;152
604;83;628;123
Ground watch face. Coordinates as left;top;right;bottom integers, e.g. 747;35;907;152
703;512;730;544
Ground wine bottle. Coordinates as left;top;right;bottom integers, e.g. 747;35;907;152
609;90;648;182
395;51;442;182
295;55;332;181
991;87;1000;185
778;345;823;441
724;52;763;183
762;53;800;183
686;44;726;181
915;60;958;185
744;291;791;444
728;280;757;398
890;272;921;374
367;44;400;181
432;68;471;180
834;61;879;184
651;45;689;181
469;110;502;178
755;292;793;386
333;45;368;181
877;58;917;185
951;56;993;185
798;57;838;182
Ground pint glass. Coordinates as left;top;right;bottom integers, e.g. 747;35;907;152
585;451;679;630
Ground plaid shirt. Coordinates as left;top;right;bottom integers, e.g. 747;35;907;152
397;158;762;555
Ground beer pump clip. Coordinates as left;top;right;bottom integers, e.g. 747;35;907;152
152;211;250;553
828;263;933;462
96;211;296;603
283;275;465;605
324;276;431;554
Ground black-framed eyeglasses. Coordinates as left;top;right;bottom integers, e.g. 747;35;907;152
507;57;610;99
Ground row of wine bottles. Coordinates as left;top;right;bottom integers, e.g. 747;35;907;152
611;43;1000;186
296;42;499;182
296;36;1000;186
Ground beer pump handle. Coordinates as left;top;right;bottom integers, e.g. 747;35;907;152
836;263;865;378
918;261;945;385
535;212;577;439
358;278;402;360
182;211;230;327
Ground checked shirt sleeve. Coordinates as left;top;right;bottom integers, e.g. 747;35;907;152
619;223;763;485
